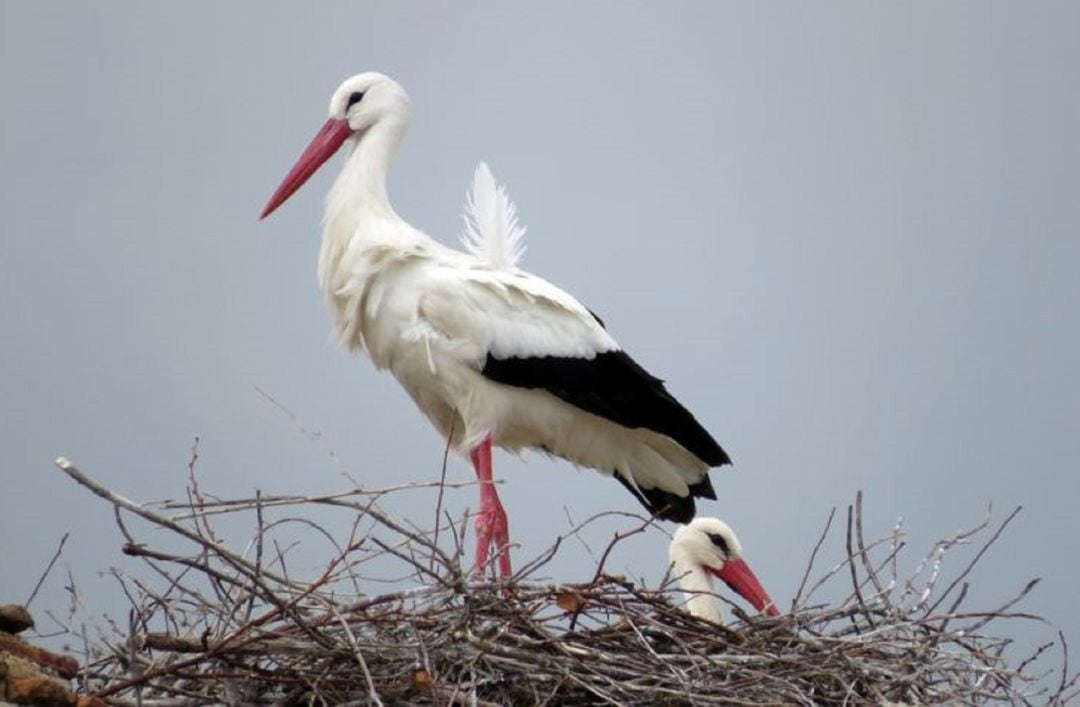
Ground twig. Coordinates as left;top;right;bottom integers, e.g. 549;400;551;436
846;504;875;630
431;418;455;573
792;506;835;609
926;506;1022;615
25;531;70;608
55;457;298;590
185;436;218;544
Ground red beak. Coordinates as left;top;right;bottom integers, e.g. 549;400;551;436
709;557;780;617
260;118;354;220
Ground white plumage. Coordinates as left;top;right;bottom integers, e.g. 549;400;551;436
262;72;730;577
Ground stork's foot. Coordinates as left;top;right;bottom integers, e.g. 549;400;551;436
469;435;513;580
474;501;512;580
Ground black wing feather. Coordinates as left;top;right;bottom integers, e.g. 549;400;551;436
481;350;730;467
610;472;695;523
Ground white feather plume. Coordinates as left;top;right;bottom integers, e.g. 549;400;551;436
461;162;527;270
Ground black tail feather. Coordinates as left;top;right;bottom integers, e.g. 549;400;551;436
613;471;716;524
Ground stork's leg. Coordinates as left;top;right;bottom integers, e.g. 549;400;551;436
469;436;512;579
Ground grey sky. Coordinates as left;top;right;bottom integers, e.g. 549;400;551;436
2;1;1077;666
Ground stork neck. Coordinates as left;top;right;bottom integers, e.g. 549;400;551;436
672;558;724;624
328;117;407;223
318;114;416;332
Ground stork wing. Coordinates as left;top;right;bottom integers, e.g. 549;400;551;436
419;266;615;360
419;266;729;468
483;348;730;468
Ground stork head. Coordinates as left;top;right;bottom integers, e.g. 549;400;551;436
669;517;780;617
260;72;412;219
329;72;412;136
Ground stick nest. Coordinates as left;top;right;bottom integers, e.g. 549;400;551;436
47;456;1075;706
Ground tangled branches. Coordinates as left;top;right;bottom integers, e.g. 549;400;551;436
48;456;1075;705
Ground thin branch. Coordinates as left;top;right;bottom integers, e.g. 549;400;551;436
792;506;835;609
25;531;70;608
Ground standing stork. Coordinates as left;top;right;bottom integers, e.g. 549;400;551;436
260;72;730;579
669;517;779;623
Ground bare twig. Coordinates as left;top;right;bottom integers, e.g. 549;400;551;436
431;418;456;573
25;531;70;608
792;506;835;609
845;504;875;630
185;436;218;544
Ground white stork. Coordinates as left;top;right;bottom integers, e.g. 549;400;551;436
669;517;779;623
260;72;730;579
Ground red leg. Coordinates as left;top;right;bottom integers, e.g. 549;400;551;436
469;436;512;579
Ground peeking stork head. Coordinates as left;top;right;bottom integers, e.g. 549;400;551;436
668;517;780;623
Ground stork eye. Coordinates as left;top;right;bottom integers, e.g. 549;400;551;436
707;533;730;556
347;91;365;108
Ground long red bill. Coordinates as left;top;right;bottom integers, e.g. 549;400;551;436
710;557;780;617
260;118;353;220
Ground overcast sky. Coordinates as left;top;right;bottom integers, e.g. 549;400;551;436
2;1;1077;672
